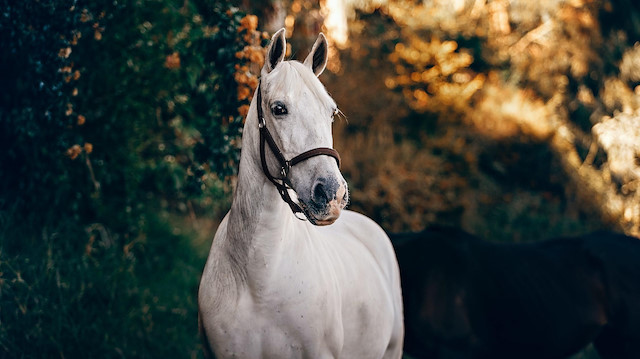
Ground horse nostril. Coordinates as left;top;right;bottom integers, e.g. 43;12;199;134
312;181;329;204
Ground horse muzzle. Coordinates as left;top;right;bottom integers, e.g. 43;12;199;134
304;179;348;226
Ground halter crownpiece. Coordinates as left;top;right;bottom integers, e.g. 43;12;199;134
256;80;341;220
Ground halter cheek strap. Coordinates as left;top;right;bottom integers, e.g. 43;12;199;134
256;81;341;219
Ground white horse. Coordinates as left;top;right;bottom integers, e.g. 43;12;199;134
198;28;404;359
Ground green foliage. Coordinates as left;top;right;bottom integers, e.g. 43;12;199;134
0;0;252;357
0;0;247;243
68;0;248;234
0;0;96;242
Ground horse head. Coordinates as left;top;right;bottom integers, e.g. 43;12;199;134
257;28;348;226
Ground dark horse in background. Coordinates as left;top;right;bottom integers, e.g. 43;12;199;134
392;227;640;359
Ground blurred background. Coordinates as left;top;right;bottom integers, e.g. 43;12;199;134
1;0;639;357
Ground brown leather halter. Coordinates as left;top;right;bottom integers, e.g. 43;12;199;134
256;81;341;219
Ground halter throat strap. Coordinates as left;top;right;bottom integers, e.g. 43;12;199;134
255;81;341;218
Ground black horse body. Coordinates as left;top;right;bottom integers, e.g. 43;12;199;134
392;227;640;359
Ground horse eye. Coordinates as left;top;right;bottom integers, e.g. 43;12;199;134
271;101;288;116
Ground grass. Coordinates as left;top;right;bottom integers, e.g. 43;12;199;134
0;205;606;359
0;208;216;359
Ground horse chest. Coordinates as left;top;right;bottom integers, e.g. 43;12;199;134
210;272;344;358
207;233;394;359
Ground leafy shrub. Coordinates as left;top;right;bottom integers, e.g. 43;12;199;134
0;0;262;242
0;0;263;357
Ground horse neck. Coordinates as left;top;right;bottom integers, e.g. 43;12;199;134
224;104;295;281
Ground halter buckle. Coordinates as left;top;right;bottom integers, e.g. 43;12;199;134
258;117;266;128
281;161;291;178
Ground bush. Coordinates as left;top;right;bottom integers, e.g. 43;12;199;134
0;0;263;357
0;0;260;243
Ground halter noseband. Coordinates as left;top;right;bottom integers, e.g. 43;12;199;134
256;80;341;219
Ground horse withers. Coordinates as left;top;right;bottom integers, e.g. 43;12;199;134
198;29;404;359
392;226;640;359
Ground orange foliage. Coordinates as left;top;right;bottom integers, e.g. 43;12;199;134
233;15;266;117
65;144;82;160
312;0;640;237
388;35;484;115
164;52;181;69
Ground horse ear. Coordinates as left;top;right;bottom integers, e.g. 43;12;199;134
264;28;287;74
304;33;328;77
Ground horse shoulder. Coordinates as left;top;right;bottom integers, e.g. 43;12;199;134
198;215;264;357
199;214;241;318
